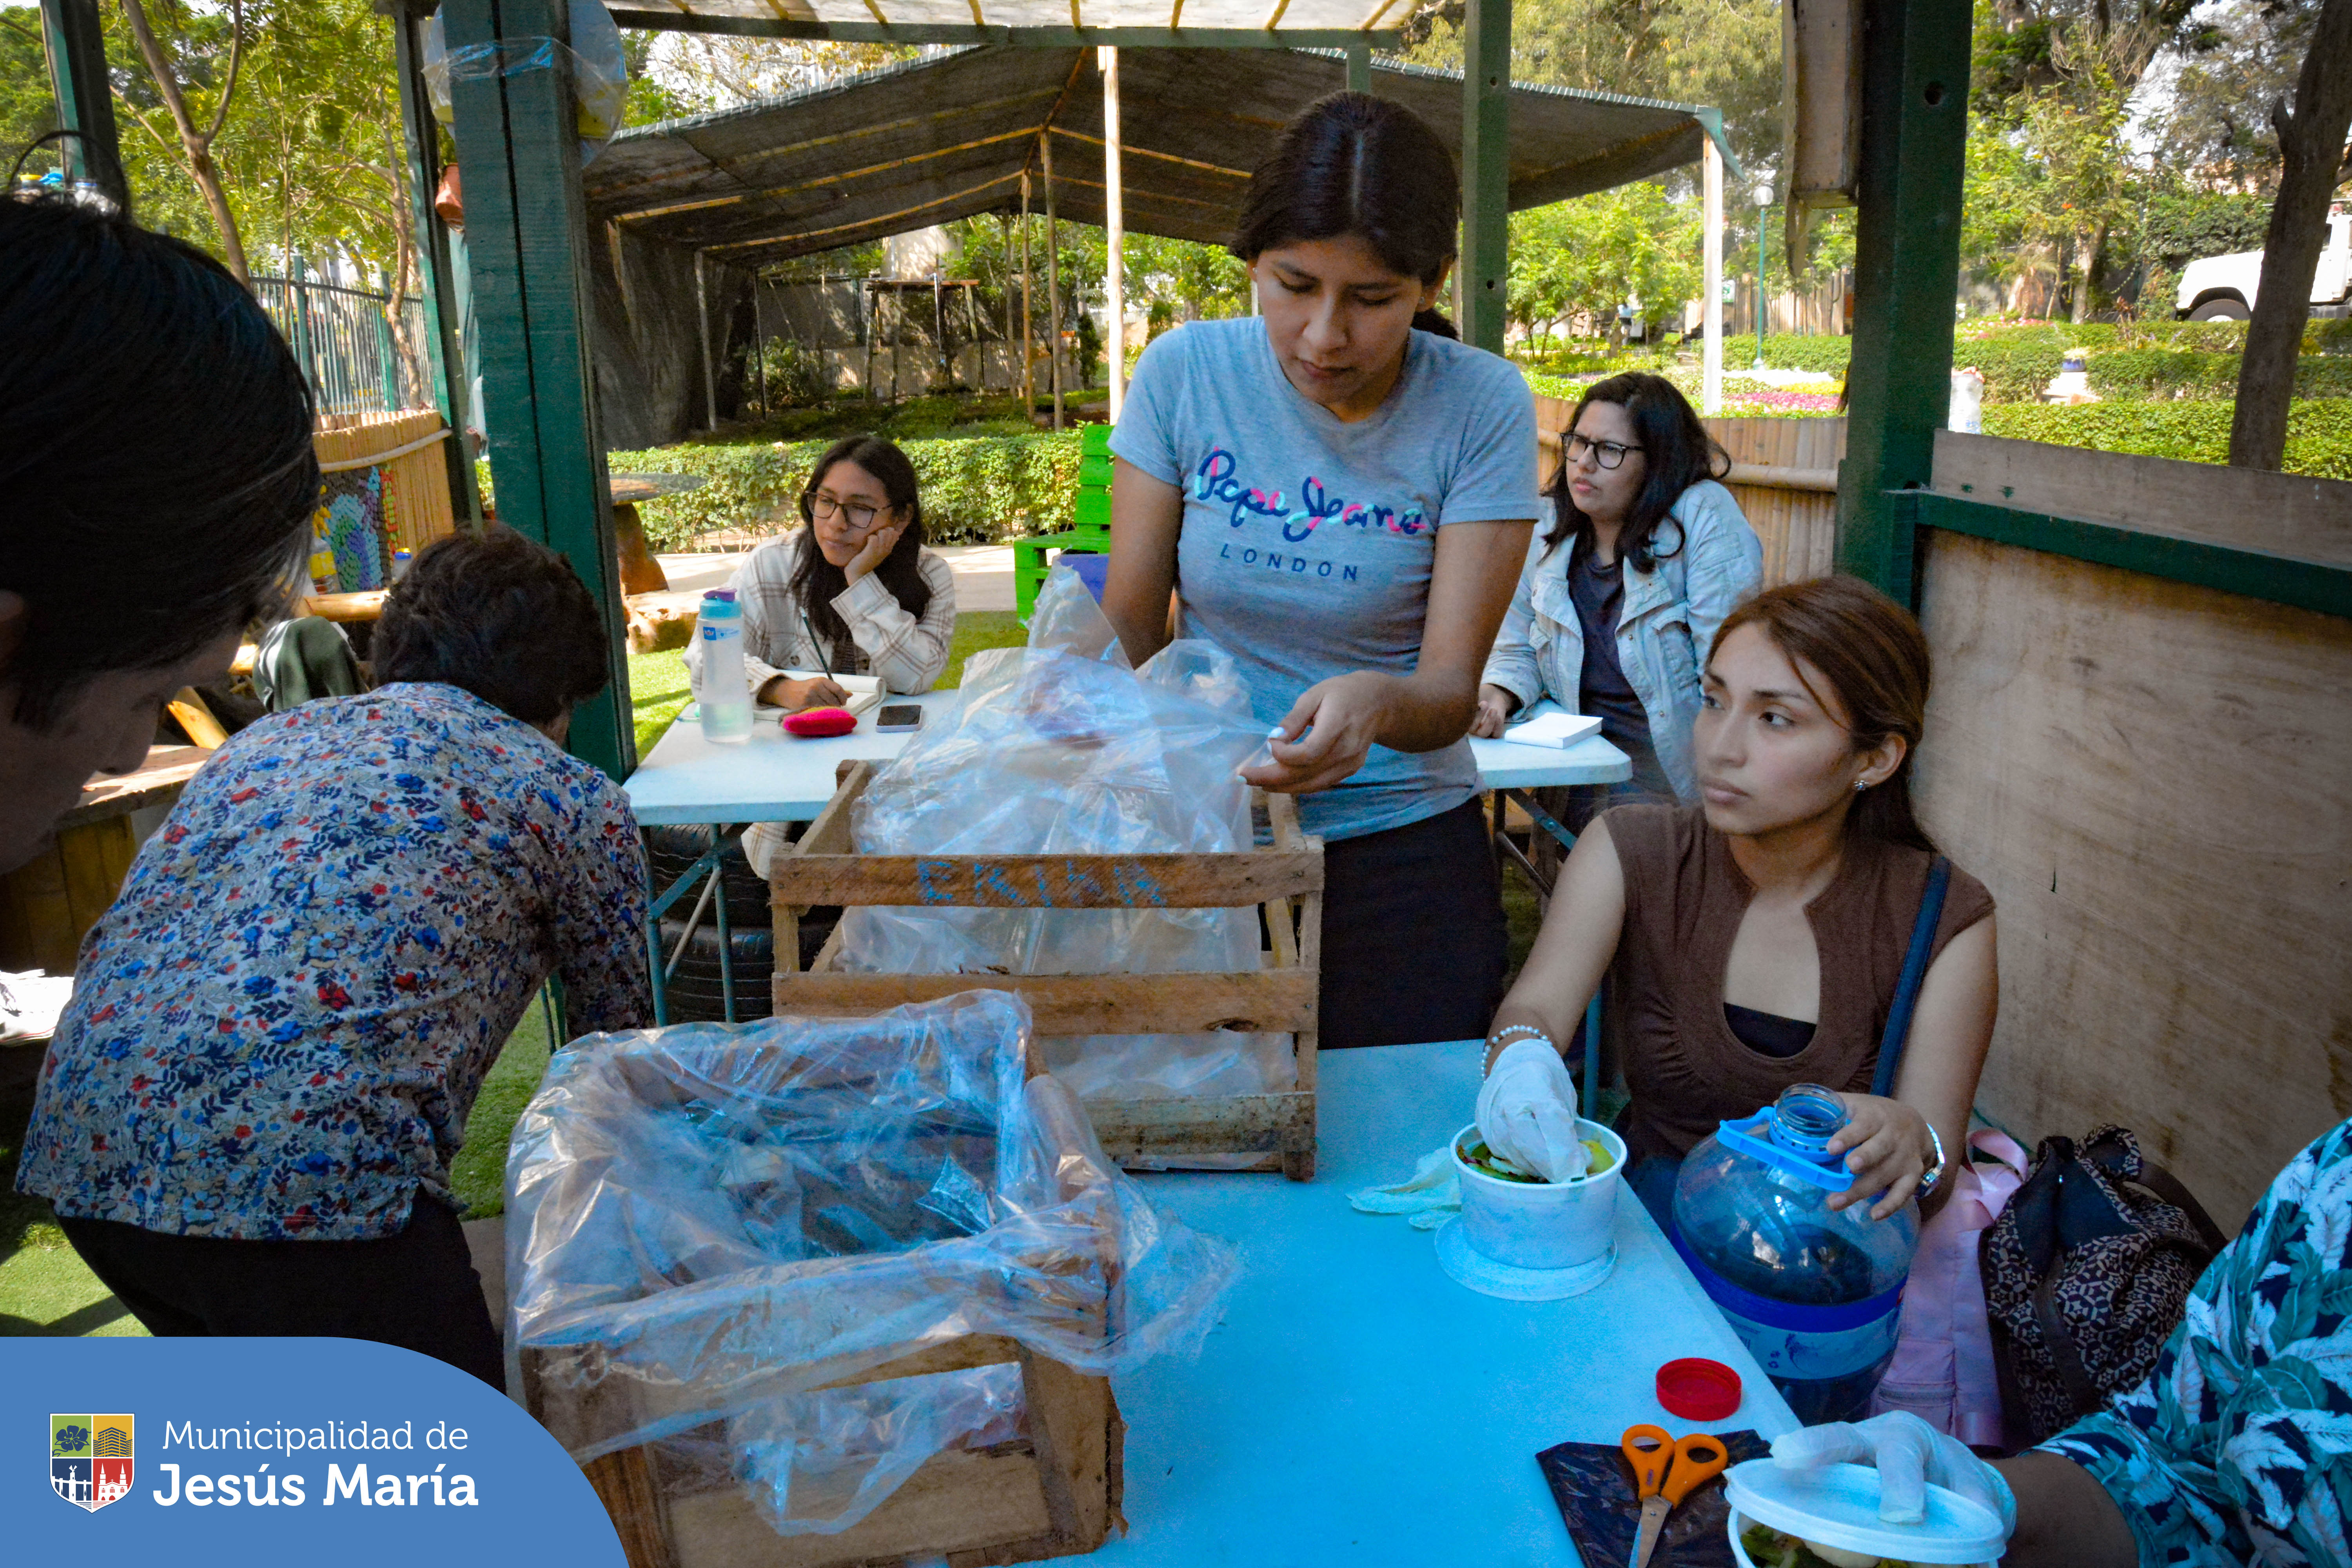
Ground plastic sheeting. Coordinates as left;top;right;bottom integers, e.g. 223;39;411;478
839;566;1292;1103
505;991;1238;1535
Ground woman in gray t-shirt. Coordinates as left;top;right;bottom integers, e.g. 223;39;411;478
1104;93;1539;1049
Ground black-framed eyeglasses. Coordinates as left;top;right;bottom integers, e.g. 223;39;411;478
809;493;882;530
1566;433;1644;470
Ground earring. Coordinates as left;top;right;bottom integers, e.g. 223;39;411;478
1854;779;1867;792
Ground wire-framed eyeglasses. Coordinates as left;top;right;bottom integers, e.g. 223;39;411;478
809;493;884;530
1566;433;1644;470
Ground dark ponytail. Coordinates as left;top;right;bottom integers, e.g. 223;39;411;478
1231;92;1459;284
790;435;931;667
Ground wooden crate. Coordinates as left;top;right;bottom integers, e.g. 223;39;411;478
769;762;1324;1181
521;1037;1127;1568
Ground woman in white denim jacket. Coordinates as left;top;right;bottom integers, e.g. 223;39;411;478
1474;373;1761;822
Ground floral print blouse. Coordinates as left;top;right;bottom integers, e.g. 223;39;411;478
18;684;650;1241
2042;1118;2352;1565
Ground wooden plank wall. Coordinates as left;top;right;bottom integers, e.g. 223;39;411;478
1915;517;2352;1221
1534;395;1843;586
315;409;458;562
0;817;139;975
1709;416;1845;585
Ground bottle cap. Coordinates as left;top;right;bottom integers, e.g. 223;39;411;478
1725;1459;2007;1565
1656;1357;1742;1421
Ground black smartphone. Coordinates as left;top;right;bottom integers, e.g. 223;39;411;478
876;704;923;732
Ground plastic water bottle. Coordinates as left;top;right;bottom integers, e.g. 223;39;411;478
1670;1085;1919;1424
697;590;753;745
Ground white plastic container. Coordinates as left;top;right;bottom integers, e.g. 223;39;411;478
1450;1119;1626;1271
696;589;753;745
1724;1459;2006;1568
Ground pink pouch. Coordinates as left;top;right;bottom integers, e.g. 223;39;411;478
1871;1129;2029;1446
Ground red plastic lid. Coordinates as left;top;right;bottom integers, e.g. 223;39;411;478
782;706;857;737
1656;1358;1742;1421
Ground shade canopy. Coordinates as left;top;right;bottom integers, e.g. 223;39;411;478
585;47;1732;266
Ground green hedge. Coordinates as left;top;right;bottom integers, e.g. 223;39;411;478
597;432;1085;549
1979;399;2352;481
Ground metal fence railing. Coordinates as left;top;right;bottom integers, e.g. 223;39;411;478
252;276;433;416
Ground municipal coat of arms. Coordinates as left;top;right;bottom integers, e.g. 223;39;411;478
51;1413;133;1512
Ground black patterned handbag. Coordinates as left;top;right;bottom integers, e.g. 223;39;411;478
1978;1125;2230;1446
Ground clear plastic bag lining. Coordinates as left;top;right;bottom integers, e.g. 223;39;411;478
505;991;1238;1531
421;0;627;156
840;566;1292;1101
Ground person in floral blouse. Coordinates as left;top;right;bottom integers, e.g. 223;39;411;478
18;531;650;1385
1773;1117;2352;1565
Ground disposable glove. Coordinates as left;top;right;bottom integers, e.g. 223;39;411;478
1347;1143;1461;1229
1770;1411;2017;1537
1475;1040;1588;1183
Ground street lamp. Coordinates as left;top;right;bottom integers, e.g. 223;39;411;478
1753;181;1773;372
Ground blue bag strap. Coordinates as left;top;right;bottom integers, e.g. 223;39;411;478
1870;855;1951;1100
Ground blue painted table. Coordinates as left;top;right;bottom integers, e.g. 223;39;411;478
1043;1038;1798;1568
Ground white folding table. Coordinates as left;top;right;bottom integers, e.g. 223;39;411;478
1033;1037;1799;1566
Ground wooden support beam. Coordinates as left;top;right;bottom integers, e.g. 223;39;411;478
1702;133;1723;414
1020;171;1035;415
1101;45;1124;423
1459;0;1510;353
391;5;486;526
1833;0;1971;601
603;10;1405;46
36;0;128;214
1045;134;1065;429
441;0;635;783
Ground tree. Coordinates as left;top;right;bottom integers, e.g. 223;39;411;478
1508;181;1700;344
2144;0;2329;195
116;0;250;280
2229;0;2352;469
0;6;58;181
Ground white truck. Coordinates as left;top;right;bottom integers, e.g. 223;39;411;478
2175;207;2351;320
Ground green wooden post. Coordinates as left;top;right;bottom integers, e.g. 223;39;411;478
441;0;635;780
373;305;401;412
1833;0;1971;601
1459;0;1510;353
391;0;487;528
36;0;128;212
1347;43;1371;94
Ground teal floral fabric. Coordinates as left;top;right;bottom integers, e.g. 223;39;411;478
2042;1120;2352;1565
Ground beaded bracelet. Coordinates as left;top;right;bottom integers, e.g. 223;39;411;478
1488;1023;1555;1053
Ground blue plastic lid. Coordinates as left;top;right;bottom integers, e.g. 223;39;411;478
700;589;740;615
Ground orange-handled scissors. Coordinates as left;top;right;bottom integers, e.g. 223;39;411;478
1621;1424;1729;1568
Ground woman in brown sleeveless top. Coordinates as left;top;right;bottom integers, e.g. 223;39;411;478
1480;576;1997;1225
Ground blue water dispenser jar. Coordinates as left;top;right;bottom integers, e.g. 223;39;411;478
1670;1085;1918;1425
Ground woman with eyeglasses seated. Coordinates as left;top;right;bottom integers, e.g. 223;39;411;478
686;433;956;717
1470;372;1762;830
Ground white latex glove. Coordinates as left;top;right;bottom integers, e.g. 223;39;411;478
1475;1040;1588;1183
1771;1412;2018;1536
1348;1144;1461;1230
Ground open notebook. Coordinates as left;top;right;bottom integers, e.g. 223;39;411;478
680;673;886;725
758;671;886;718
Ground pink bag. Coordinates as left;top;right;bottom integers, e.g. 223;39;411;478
1870;1129;2029;1446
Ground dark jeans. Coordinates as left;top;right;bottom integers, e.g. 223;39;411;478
61;1193;503;1388
1318;796;1508;1049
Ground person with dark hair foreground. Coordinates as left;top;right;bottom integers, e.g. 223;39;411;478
1472;372;1762;826
0;192;317;875
17;531;650;1384
1477;577;1997;1225
1103;93;1537;1050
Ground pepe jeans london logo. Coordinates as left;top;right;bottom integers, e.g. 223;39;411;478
51;1413;134;1512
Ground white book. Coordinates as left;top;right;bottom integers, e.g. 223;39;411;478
1503;709;1604;749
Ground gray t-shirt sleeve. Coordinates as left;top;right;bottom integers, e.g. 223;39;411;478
1110;330;1187;486
1436;355;1541;525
